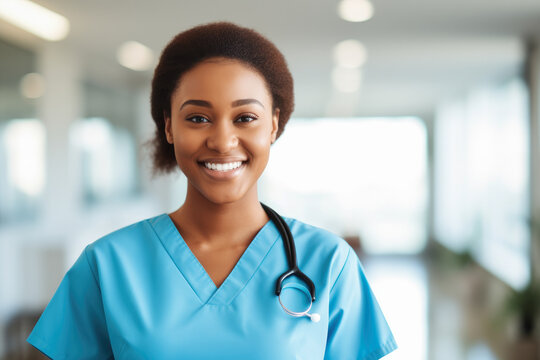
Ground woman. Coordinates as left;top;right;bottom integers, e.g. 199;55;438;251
28;22;397;359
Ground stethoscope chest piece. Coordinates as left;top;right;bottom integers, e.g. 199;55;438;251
277;283;321;323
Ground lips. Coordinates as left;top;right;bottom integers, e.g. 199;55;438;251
203;161;243;172
198;158;248;180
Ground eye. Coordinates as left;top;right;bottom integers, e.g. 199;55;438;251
186;115;209;123
235;114;258;123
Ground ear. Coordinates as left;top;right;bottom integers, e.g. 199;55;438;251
271;108;280;144
164;112;173;144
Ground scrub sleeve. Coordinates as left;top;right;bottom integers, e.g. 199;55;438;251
27;248;114;359
325;248;397;360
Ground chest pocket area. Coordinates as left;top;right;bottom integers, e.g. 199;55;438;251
270;280;326;360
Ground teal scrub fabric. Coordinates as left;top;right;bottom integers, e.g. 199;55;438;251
27;214;397;359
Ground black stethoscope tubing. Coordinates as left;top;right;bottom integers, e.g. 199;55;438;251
261;203;316;302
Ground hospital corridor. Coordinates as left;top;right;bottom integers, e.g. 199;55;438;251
1;0;540;359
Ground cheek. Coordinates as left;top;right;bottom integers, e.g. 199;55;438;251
258;140;272;158
172;135;202;170
252;119;275;146
174;132;199;155
247;130;273;165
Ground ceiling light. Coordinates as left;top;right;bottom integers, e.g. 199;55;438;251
333;40;367;68
0;0;69;41
20;73;46;99
338;0;374;23
332;67;362;93
117;41;155;71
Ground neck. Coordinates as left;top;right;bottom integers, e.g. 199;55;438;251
170;185;269;247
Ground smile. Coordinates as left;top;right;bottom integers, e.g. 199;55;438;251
203;161;244;172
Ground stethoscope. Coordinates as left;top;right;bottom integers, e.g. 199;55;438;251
261;203;321;323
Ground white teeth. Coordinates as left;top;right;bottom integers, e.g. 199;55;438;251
204;161;243;172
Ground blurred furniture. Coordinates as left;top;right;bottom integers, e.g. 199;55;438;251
4;309;48;360
343;234;363;255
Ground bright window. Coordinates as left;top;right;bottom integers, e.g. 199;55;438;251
70;117;137;203
261;117;428;254
434;78;530;289
0;119;46;221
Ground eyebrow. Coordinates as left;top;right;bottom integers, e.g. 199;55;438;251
180;99;211;110
179;98;265;110
231;98;265;109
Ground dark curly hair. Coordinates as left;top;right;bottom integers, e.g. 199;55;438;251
150;22;294;173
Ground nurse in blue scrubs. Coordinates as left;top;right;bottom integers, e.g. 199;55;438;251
28;22;397;359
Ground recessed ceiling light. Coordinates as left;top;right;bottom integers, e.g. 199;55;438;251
117;41;155;71
338;0;374;23
0;0;69;41
332;67;362;93
333;40;367;68
20;73;46;99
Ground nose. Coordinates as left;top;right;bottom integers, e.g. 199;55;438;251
206;121;239;153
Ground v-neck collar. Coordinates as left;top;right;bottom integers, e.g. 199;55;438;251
149;213;280;305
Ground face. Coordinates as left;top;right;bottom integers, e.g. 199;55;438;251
165;58;279;205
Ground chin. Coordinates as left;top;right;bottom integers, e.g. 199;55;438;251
206;196;244;206
192;181;257;206
200;189;244;205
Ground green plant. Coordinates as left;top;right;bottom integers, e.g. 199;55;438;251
504;282;540;337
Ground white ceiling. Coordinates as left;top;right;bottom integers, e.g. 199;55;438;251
2;0;540;118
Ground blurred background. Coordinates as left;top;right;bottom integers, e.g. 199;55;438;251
1;0;540;359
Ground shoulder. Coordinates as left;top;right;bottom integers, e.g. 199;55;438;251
84;213;168;259
283;217;353;279
284;217;350;252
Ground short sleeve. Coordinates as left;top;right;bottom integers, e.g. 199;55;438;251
27;248;113;359
325;248;397;360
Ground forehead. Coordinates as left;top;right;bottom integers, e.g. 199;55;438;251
173;58;272;105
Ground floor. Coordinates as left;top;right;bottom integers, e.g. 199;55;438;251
362;255;500;360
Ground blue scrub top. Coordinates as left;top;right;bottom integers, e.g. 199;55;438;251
28;214;397;360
